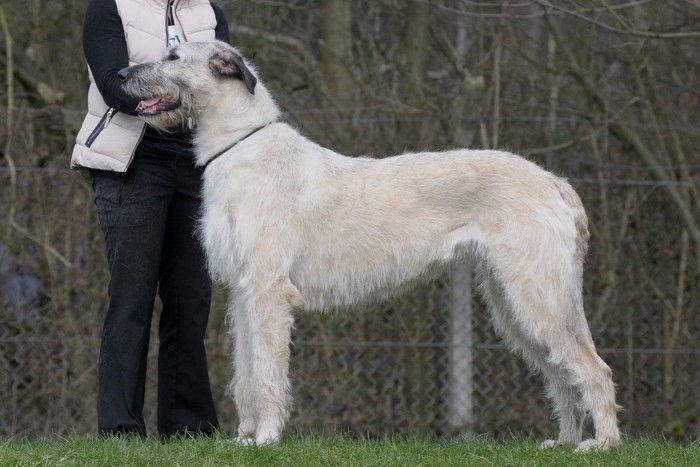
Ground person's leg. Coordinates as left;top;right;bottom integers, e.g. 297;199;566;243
93;158;174;437
157;159;219;438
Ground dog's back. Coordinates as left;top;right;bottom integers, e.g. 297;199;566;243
263;142;586;313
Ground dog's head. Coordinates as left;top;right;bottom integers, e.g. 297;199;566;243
119;41;258;131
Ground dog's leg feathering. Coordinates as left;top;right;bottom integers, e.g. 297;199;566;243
231;278;299;445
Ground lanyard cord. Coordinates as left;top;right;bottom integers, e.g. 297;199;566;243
166;1;174;26
166;1;180;46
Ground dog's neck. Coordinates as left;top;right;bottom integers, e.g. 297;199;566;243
194;81;280;167
200;122;274;171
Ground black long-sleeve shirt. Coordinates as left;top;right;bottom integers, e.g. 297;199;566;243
82;0;230;158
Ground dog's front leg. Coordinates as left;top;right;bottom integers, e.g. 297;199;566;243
228;295;257;445
231;279;298;445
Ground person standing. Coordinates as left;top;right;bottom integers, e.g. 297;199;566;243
72;0;229;438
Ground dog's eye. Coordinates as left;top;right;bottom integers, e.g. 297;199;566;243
167;52;180;61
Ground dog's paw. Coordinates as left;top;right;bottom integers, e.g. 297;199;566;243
539;439;559;449
232;434;256;446
574;438;619;452
254;428;281;446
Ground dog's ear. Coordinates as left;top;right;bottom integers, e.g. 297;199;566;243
209;51;257;95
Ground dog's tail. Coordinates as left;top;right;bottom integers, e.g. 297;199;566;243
554;177;590;263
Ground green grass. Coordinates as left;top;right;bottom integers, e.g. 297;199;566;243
1;433;698;466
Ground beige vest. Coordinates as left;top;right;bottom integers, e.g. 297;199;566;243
71;0;217;172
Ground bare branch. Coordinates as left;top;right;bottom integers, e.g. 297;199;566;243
537;0;700;39
0;5;72;269
543;8;700;244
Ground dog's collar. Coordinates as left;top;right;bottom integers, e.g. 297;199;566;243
202;123;273;171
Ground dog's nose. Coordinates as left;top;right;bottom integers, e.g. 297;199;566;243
118;68;131;82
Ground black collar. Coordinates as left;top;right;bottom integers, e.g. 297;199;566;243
202;123;272;171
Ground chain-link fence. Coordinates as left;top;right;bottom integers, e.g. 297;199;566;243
2;0;700;440
2;157;699;441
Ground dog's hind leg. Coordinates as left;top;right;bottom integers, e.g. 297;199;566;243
480;251;619;451
481;269;585;447
553;332;620;452
230;277;301;445
538;367;586;448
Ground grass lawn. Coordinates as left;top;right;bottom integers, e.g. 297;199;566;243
1;433;698;466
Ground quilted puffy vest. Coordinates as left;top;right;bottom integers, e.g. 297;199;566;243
71;0;217;172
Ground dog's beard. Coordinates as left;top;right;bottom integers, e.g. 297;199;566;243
139;107;191;132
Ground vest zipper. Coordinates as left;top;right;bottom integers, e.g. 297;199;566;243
85;107;118;148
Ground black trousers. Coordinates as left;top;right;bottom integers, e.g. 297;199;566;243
92;154;219;438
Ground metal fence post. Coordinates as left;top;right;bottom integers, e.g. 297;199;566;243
448;262;474;437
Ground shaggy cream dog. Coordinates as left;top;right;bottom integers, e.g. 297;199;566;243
120;41;620;451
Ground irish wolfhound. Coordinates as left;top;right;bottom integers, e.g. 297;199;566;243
119;41;620;451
